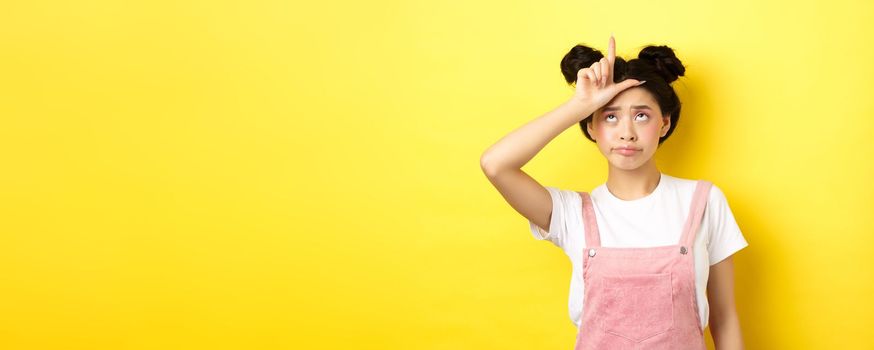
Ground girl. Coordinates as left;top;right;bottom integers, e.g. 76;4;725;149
480;36;748;349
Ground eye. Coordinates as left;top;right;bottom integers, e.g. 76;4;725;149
604;113;649;122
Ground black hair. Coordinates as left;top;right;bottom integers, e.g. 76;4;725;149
560;44;685;145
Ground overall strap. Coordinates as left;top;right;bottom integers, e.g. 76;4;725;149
679;180;713;248
578;192;601;248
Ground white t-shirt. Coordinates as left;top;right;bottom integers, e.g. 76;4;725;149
528;173;748;330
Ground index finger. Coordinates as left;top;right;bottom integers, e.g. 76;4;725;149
607;35;615;65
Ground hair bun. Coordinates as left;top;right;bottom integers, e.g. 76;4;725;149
560;45;604;85
638;45;685;83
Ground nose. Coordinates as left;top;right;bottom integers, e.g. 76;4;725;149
619;118;637;141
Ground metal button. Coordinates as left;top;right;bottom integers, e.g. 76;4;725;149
588;249;596;257
680;246;687;255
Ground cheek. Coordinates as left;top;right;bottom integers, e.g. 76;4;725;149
632;121;663;140
590;122;608;139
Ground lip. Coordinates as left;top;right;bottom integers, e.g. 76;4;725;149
613;147;641;156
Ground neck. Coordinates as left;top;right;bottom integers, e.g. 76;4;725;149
606;158;662;201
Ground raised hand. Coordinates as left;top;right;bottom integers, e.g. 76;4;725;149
571;35;645;116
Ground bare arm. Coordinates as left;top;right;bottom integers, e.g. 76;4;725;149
707;256;745;349
479;35;643;233
479;99;596;231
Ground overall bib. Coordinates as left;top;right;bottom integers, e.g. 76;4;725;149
573;180;712;350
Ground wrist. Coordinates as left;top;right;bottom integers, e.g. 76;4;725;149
564;98;597;121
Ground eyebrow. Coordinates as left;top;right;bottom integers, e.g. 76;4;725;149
601;105;652;112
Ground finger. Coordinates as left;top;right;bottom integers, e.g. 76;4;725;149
576;68;587;84
613;79;645;93
607;35;616;83
591;63;601;87
585;70;597;85
600;58;609;86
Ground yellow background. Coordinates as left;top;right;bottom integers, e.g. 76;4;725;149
1;0;872;349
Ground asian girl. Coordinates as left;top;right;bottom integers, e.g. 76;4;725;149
480;36;747;349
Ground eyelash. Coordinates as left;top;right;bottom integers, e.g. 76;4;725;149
606;113;649;121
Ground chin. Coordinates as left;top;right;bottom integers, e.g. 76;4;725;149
611;162;646;171
607;154;652;171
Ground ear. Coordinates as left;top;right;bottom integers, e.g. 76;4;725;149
586;118;596;140
660;114;671;137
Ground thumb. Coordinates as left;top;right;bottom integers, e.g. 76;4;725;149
612;79;646;93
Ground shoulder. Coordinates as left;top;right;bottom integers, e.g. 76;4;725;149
707;183;729;204
661;173;700;187
659;173;697;198
661;173;728;204
544;185;585;206
531;185;588;253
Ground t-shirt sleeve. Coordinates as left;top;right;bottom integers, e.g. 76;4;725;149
705;184;749;265
528;186;574;250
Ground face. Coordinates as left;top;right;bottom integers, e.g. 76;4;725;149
587;87;671;171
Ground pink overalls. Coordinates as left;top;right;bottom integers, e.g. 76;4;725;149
573;180;712;350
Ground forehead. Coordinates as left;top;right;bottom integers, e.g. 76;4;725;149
599;87;659;111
